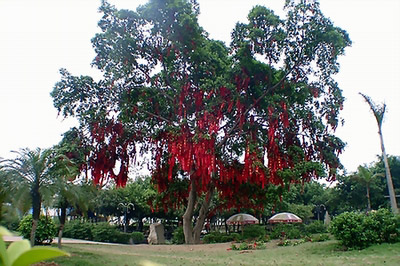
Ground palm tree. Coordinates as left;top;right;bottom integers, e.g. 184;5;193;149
353;165;383;211
360;93;398;213
0;148;55;246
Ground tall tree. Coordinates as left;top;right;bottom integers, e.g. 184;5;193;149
51;0;350;243
360;93;398;213
0;148;55;246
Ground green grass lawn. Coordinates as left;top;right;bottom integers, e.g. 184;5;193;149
48;240;400;266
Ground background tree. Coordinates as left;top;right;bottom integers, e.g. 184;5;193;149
51;0;351;243
353;165;383;211
360;93;398;213
50;128;90;248
0;148;55;246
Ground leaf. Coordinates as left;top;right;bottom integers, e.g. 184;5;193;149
0;237;10;266
11;247;69;266
7;240;31;266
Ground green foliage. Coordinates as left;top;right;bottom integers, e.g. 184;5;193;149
131;231;145;244
231;240;267;251
202;231;240;244
269;223;306;239
287;204;314;223
0;226;69;266
242;225;267;241
63;220;93;240
329;209;400;249
91;222;129;244
305;220;327;234
311;233;330;242
171;226;185;244
0;215;20;232
17;215;57;245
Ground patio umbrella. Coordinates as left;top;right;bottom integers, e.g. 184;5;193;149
268;212;302;223
226;213;259;225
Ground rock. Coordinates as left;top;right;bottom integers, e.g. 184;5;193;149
147;223;165;244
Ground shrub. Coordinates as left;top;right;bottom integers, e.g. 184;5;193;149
18;215;57;245
202;231;239;244
172;226;185;244
269;223;305;239
62;220;93;240
305;220;327;234
131;231;145;244
329;209;400;249
91;222;124;243
311;233;330;242
242;225;267;241
329;211;366;249
368;208;400;243
0;215;20;231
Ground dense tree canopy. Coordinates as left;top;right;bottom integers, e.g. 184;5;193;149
51;0;350;243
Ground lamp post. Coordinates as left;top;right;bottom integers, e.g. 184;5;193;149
315;204;326;221
118;202;134;233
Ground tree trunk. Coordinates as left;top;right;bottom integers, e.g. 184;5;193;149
379;129;399;214
182;178;197;244
58;205;67;249
192;185;214;243
366;185;371;211
182;179;214;244
30;183;41;246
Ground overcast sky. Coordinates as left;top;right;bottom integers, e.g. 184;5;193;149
0;0;399;174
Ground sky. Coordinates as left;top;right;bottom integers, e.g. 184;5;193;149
0;0;399;174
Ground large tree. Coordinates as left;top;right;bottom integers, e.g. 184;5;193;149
51;0;350;243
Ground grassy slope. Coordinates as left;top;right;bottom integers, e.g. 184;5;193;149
50;240;400;266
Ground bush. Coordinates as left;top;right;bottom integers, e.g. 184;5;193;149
242;225;267;241
131;231;145;244
305;220;327;234
63;220;93;240
203;231;240;244
172;226;185;244
92;222;126;243
0;215;20;231
269;223;305;239
18;215;57;245
311;233;330;242
329;209;400;249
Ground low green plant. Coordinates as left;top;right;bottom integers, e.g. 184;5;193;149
305;220;327;234
63;220;93;240
171;226;184;244
242;225;267;241
202;231;240;244
311;233;330;242
131;231;145;244
0;226;69;266
17;215;57;245
91;222;128;244
269;223;305;239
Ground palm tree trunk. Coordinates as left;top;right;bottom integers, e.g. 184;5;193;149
30;183;41;246
379;129;399;214
58;205;67;249
366;185;371;211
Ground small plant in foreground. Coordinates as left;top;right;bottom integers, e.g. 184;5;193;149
0;226;69;266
